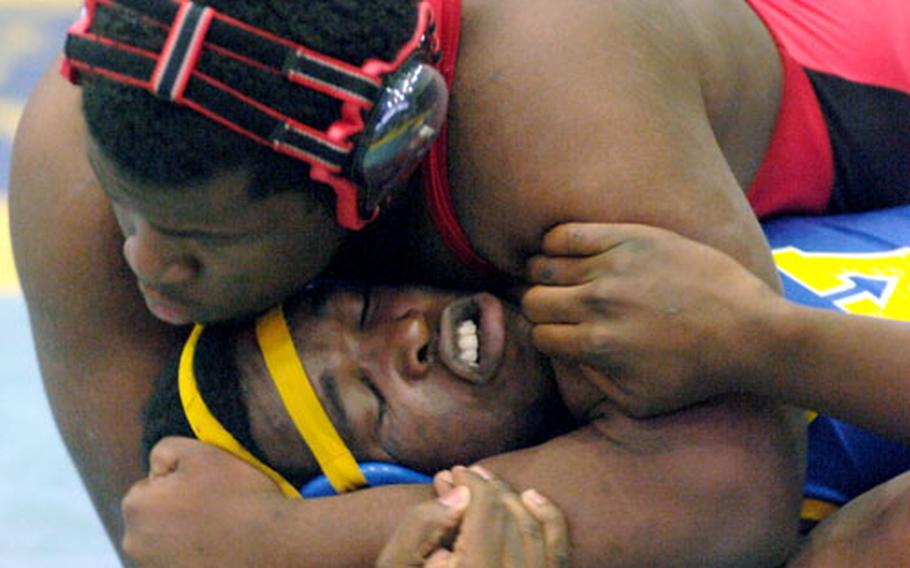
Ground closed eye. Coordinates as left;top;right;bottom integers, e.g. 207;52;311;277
360;373;386;435
359;286;372;329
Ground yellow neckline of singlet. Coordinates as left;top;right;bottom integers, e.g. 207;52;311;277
177;304;366;497
255;305;366;493
178;323;301;498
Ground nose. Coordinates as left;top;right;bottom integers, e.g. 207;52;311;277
368;309;432;380
122;221;198;286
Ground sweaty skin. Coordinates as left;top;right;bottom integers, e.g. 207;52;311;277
524;222;910;444
128;285;803;567
368;466;572;568
13;0;802;565
239;287;564;476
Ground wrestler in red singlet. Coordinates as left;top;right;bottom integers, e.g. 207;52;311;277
746;0;910;216
424;0;910;273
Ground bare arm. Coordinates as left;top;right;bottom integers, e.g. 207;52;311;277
451;0;781;291
440;2;803;564
10;61;186;559
526;222;910;445
475;394;805;568
123;395;804;567
758;298;910;444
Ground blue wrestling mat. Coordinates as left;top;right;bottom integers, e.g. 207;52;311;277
765;207;910;522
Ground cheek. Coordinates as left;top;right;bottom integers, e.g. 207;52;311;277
256;234;340;286
383;403;453;468
186;251;306;319
200;244;300;291
384;401;511;471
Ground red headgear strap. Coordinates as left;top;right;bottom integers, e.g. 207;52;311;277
63;0;439;230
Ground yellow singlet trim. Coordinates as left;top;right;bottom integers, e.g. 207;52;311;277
178;324;302;499
800;498;839;523
256;306;367;494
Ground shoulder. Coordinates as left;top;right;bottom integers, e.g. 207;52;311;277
458;0;702;76
448;0;778;271
10;59;181;368
12;59;123;328
457;0;774;136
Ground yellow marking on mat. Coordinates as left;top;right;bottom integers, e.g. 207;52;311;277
0;23;43;86
773;247;910;320
0;98;24;139
0;0;78;9
0;199;20;296
800;498;839;523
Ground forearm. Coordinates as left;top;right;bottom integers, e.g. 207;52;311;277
476;397;805;568
153;396;802;568
762;301;910;444
270;485;435;567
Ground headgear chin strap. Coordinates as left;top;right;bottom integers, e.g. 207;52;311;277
254;305;367;494
178;324;303;499
178;306;430;498
63;0;448;230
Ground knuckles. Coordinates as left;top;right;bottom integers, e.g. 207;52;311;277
578;324;615;356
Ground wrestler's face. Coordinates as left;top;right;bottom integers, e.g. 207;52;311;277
88;141;346;325
241;285;566;477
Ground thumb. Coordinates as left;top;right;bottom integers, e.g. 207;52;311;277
540;222;641;257
425;549;455;568
148;437;185;479
376;486;470;567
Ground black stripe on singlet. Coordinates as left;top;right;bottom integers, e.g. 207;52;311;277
804;69;910;213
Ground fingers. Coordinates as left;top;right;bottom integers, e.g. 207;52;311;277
529;223;671;285
522;285;595;324
497;484;548;567
527;255;595;286
450;465;568;568
539;223;647;257
376;487;470;568
424;549;455;568
448;468;506;566
434;470;455;497
530;321;618;361
522;490;571;568
148;437;184;479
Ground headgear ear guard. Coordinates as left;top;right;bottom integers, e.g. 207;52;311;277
62;0;448;230
179;306;431;499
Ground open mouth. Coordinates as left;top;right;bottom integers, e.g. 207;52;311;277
438;293;506;384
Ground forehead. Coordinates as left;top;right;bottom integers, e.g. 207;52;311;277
88;138;256;217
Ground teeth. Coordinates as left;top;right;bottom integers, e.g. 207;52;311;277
459;348;478;365
457;333;479;351
456;319;480;366
458;320;477;335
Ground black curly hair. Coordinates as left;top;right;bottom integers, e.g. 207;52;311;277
141;322;322;488
141;325;256;463
82;0;418;200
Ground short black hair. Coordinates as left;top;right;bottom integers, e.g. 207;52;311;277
142;324;272;473
83;0;418;199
